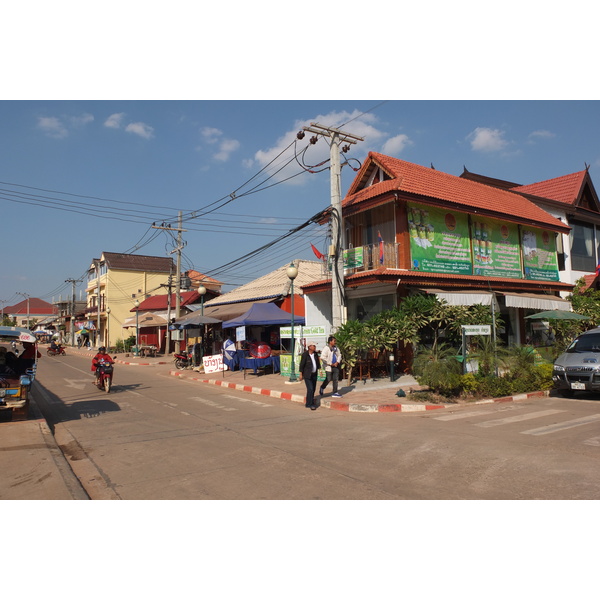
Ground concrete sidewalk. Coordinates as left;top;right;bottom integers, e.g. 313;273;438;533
0;399;88;500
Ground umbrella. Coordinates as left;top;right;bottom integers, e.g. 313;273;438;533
525;310;590;321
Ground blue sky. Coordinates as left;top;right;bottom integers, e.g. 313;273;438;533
1;2;598;312
2;99;600;307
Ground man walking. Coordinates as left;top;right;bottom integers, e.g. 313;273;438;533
299;343;321;410
319;336;342;398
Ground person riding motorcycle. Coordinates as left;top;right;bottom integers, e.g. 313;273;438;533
50;339;61;353
91;346;114;386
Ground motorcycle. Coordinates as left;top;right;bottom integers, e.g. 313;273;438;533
95;358;115;393
174;349;193;370
47;345;66;356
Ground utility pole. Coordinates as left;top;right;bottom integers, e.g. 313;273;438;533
302;123;363;331
65;278;82;346
16;292;30;329
152;217;187;354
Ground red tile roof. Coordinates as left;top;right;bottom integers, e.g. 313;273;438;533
343;152;569;233
134;290;202;311
3;298;57;315
510;171;587;206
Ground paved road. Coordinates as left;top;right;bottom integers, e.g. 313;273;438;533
33;353;600;499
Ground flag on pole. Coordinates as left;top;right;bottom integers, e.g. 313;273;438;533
596;262;600;277
311;243;325;261
378;231;384;264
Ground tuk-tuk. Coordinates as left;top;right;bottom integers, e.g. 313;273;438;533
0;326;38;421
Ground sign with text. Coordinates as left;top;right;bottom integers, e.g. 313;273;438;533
408;202;472;275
521;227;560;281
462;325;491;336
472;216;522;279
202;353;228;373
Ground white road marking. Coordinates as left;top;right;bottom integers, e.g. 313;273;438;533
583;436;600;447
521;414;600;436
435;410;500;421
189;396;237;411
224;394;273;408
475;409;565;428
63;378;89;391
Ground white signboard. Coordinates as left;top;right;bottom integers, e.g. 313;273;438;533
203;353;228;373
462;325;492;336
236;326;246;342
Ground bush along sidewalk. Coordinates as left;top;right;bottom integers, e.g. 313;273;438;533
412;344;554;402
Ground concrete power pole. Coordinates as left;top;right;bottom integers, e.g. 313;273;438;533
65;278;82;346
302;123;363;331
152;216;187;354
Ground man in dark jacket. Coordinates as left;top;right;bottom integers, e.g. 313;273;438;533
299;344;321;410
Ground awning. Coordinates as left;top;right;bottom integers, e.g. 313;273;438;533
503;293;571;311
423;289;500;309
122;312;168;328
202;298;273;321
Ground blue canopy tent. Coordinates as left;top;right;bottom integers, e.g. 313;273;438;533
221;303;305;373
222;302;305;328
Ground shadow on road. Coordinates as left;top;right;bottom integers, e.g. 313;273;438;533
32;379;122;429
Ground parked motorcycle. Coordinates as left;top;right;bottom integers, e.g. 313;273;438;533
174;350;193;370
47;345;66;356
95;358;115;393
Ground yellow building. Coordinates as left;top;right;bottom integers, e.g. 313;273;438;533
84;252;175;349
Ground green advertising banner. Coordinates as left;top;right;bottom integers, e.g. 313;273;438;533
343;247;364;269
408;202;472;274
521;227;560;281
472;216;522;279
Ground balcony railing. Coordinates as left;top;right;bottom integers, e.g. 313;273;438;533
343;242;398;274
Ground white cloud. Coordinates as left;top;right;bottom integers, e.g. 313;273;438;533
251;110;388;185
214;138;241;162
381;133;413;155
125;122;154;140
528;129;555;142
70;113;94;127
104;113;125;129
467;127;508;152
201;127;223;143
37;116;68;138
200;126;240;161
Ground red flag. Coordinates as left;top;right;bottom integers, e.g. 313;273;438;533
311;243;325;260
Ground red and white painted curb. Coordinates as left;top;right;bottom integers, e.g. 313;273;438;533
168;369;549;413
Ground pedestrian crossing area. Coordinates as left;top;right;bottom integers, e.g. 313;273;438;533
433;404;600;444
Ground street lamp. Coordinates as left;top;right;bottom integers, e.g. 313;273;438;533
134;299;140;356
198;284;206;316
287;262;298;383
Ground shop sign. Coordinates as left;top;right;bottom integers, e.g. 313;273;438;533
521;227;560;281
343;247;364;269
462;325;491;335
408;202;472;275
472;217;522;279
203;353;228;373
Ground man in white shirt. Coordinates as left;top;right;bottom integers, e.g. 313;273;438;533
319;336;343;398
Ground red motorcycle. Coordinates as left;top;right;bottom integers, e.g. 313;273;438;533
47;345;66;356
174;349;193;370
95;358;115;393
